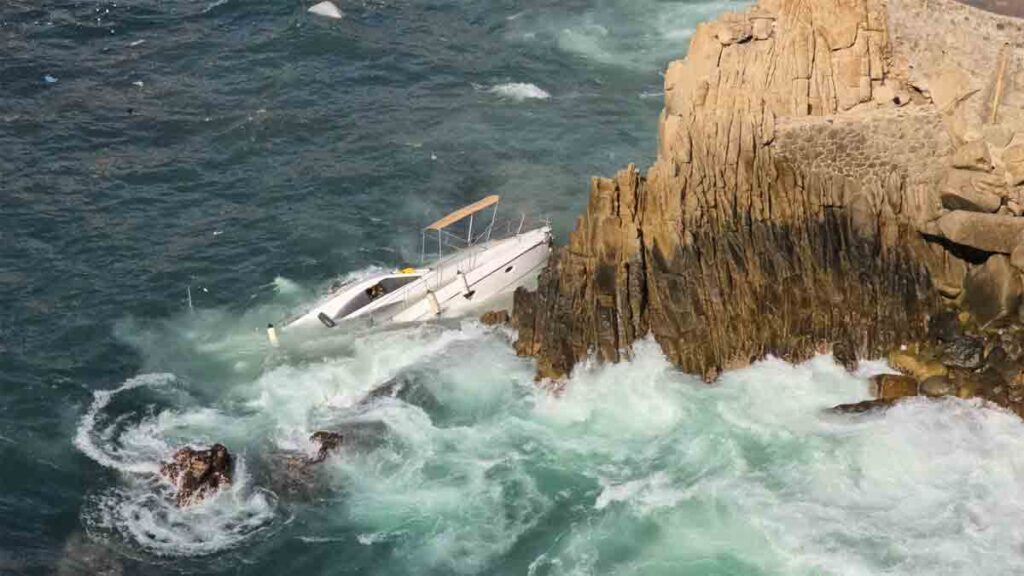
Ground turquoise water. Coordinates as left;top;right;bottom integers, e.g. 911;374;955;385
5;1;1024;574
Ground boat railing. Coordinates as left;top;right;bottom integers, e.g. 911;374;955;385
424;212;548;288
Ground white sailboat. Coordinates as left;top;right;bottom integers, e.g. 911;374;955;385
277;195;551;336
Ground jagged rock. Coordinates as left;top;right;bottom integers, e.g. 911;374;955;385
160;444;232;507
927;311;962;342
941;335;985;369
750;12;774;40
714;13;752;45
889;348;948;380
309;431;343;463
1004;144;1024;187
961;255;1021;327
870;374;919;400
940;170;1002;212
920;375;955;397
480;309;510;326
935;211;1024;254
951;140;993;172
832;340;858;372
510;0;1024;396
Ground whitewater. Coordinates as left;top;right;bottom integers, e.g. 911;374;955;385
68;273;1024;574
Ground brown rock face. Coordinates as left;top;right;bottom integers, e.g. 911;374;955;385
480;309;510;326
871;374;920;400
512;0;1024;385
160;444;233;507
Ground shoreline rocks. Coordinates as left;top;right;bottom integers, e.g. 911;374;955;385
510;0;1024;423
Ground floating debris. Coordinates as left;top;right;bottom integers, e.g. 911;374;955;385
308;1;343;19
131;81;144;88
129;39;145;47
43;74;58;84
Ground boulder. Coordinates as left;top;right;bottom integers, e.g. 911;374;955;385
480;309;510;326
1011;243;1024;271
920;375;955;397
951;140;994;172
889;349;947;380
961;255;1022;327
935;211;1024;254
870;374;919;400
940;170;1001;212
160;444;232;507
941;335;985;369
1004;144;1024;187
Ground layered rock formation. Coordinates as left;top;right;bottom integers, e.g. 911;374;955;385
514;0;1024;397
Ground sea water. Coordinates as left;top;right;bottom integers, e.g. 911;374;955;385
3;0;1024;574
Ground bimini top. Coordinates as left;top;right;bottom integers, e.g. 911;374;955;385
425;195;499;230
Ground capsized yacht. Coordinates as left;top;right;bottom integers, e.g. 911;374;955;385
276;195;551;337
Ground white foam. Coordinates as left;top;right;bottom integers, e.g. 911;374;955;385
74;373;176;474
488;82;551;101
84;458;278;556
93;284;1024;572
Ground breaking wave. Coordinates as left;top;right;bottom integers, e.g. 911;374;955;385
75;284;1024;574
487;82;551;101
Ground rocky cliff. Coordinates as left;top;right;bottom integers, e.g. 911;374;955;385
513;0;1024;398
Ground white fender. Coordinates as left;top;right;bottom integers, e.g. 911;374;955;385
426;290;442;316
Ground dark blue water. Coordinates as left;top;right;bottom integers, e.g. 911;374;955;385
7;1;1024;575
0;0;734;572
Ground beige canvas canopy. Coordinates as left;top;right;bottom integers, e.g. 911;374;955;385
426;195;499;230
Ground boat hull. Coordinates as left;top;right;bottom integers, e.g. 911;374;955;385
283;226;551;331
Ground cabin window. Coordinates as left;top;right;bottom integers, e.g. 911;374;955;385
334;275;422;319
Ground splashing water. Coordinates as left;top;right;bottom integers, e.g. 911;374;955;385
71;275;1024;573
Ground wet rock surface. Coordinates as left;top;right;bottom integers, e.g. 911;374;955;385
159;444;233;508
480;309;510;326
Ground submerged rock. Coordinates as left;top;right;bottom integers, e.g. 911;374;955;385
159;444;233;507
830;399;900;414
56;532;122;576
309;431;344;463
364;374;440;413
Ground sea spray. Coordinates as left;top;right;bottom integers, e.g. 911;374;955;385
76;292;1024;573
